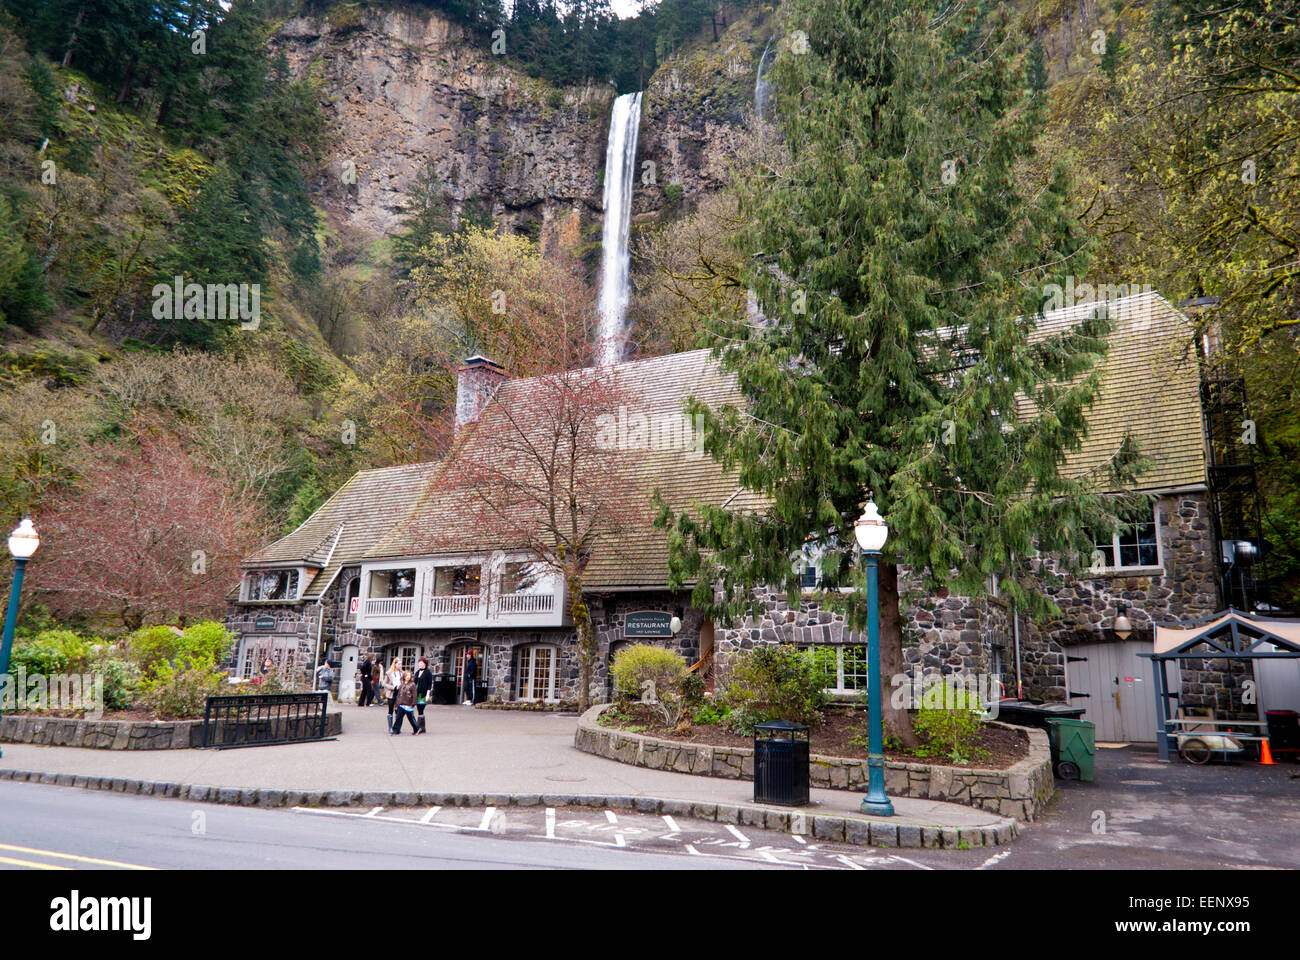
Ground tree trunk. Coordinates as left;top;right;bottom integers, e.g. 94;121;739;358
569;578;595;712
62;7;86;68
878;562;919;748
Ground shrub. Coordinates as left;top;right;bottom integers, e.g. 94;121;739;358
139;655;226;719
89;650;140;712
723;703;770;738
126;620;234;677
692;700;725;726
10;629;92;676
719;644;830;728
912;681;988;764
126;625;182;675
663;183;684;205
610;644;688;703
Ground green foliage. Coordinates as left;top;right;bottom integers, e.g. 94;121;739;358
0;194;50;333
663;183;684;205
10;629;92;676
139;654;226;720
719;644;830;729
609;643;688;702
912;682;989;764
90;651;140;712
125;620;233;677
691;699;725;725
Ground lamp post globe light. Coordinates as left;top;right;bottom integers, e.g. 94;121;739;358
1;517;39;759
854;500;894;816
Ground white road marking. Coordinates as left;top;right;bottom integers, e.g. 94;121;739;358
292;807;465;831
614;833;626;847
686;844;701;856
545;808;556;839
888;854;935;871
835;855;866;870
420;806;441;823
977;850;1011;869
662;815;680;833
605;810;618;824
478;807;497;831
791;834;806;845
364;807;384;817
725;825;750;843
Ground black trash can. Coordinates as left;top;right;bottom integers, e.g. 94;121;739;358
753;719;810;806
432;675;457;705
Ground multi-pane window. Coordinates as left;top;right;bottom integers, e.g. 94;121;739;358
516;644;557;701
369;568;416;598
501;560;545;594
807;645;868;696
245;568;299;601
1093;507;1160;570
433;565;481;596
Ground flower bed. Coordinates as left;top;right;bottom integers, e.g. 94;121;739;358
576;703;1054;821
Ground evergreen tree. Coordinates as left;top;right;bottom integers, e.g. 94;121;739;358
658;0;1144;743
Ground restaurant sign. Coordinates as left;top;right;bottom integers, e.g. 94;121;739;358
624;611;673;638
253;616;277;632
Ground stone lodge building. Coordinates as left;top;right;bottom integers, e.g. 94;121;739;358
226;292;1255;738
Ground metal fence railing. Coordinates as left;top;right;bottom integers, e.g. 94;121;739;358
201;693;330;749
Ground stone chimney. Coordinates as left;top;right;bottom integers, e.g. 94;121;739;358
455;356;506;435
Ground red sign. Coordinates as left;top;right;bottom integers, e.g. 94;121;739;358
350;596;359;614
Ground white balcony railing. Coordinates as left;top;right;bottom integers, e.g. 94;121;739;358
498;592;556;615
427;594;481;616
366;597;414;617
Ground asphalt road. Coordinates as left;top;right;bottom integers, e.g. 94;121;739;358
1;744;1296;871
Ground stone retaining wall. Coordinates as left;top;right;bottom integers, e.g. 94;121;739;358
0;711;344;750
575;705;1054;821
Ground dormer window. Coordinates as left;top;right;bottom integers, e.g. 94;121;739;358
246;568;300;601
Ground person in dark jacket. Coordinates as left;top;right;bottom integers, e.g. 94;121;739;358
359;656;375;707
391;671;420;735
462;652;478;705
414;658;433;732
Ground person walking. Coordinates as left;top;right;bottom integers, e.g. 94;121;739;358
385;658;403;728
414;658;433;733
314;659;335;701
391;670;420;735
462;651;478;706
358;656;374;707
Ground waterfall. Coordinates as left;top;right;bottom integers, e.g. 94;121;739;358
754;38;774;121
595;91;643;367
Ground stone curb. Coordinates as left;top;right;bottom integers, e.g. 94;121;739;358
0;711;345;751
0;767;1018;849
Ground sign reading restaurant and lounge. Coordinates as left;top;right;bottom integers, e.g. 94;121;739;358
624;611;673;638
253;616;277;632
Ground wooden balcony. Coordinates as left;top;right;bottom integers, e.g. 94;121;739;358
365;596;414;617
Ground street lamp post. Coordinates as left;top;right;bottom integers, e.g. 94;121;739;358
1;517;40;759
854;500;894;817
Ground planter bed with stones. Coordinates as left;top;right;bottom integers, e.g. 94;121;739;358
576;703;1054;821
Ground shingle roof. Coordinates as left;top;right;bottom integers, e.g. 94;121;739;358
242;462;441;598
365;349;758;590
1027;290;1207;492
247;291;1207;595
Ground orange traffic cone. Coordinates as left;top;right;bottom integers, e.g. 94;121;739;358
1260;739;1276;765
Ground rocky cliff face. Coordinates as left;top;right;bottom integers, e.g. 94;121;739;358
272;4;770;260
634;18;769;223
272;6;615;252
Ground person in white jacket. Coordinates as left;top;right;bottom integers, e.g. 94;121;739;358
385;660;403;725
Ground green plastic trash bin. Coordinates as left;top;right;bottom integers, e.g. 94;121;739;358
1044;717;1095;782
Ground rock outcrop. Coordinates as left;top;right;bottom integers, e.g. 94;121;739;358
272;5;614;252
